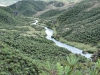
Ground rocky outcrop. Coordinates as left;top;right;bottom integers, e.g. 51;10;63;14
91;50;100;62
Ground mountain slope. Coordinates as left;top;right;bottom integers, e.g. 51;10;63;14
9;0;47;16
52;0;100;52
0;5;71;74
0;6;28;26
0;7;16;24
1;0;100;75
9;0;82;17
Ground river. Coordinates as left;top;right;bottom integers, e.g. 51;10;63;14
33;20;92;59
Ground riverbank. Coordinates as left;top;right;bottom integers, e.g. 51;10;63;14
44;26;92;58
52;27;98;53
59;37;97;53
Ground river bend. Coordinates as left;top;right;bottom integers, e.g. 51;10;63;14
33;20;92;59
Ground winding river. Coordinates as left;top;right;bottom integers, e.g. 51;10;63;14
33;20;92;59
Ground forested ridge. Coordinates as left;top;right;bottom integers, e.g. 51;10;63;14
9;0;69;17
0;0;100;75
9;0;47;16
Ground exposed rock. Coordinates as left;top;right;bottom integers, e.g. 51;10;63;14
91;50;100;62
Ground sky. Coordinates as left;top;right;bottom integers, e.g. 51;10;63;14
0;0;81;6
0;0;21;6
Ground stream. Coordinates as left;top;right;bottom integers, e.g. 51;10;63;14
33;20;92;59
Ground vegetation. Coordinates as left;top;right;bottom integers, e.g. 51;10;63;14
9;0;47;16
47;1;64;7
0;0;100;75
50;0;100;52
39;9;65;19
0;6;72;74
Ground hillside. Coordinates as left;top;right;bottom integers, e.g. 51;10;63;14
0;5;72;74
1;0;100;75
9;0;47;16
0;7;16;24
0;7;24;25
9;0;82;17
9;0;66;17
50;0;100;53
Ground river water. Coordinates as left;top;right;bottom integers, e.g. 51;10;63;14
33;20;92;59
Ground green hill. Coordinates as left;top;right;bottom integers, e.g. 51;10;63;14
9;0;47;16
9;0;66;17
0;5;71;74
1;0;100;75
51;0;100;52
39;9;65;19
9;0;81;17
0;7;16;24
0;6;27;25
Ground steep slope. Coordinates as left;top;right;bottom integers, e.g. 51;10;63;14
0;6;27;26
1;0;100;75
52;0;100;52
9;0;47;16
0;5;71;74
35;0;82;17
9;0;82;17
0;7;16;24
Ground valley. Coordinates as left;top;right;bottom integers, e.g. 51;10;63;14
0;0;100;75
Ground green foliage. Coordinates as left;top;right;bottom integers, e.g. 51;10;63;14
88;68;99;75
1;0;100;74
64;66;72;75
9;0;47;16
0;7;28;26
47;1;64;7
39;9;65;19
54;0;100;48
0;7;14;24
73;70;82;75
67;54;79;66
0;43;39;75
96;59;100;69
56;63;64;75
40;54;100;75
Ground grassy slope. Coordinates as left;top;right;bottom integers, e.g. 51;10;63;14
0;6;72;74
9;0;82;17
52;0;100;53
9;0;47;16
39;9;65;19
1;1;100;75
0;7;16;24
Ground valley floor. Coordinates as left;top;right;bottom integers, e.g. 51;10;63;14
50;26;98;53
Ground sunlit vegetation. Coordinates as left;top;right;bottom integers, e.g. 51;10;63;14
9;0;67;17
39;9;65;19
0;6;72;74
0;0;100;74
9;0;47;16
51;0;100;52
